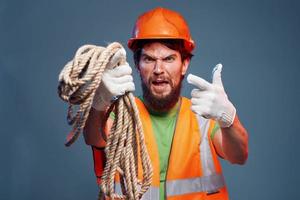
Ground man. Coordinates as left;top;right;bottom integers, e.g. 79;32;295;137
84;7;248;200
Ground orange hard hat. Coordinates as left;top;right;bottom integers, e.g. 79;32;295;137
128;7;195;52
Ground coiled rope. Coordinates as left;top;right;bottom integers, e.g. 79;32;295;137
58;42;153;199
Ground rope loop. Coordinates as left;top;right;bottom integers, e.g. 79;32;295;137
58;42;153;199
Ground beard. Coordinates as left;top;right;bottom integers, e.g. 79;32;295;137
141;75;184;112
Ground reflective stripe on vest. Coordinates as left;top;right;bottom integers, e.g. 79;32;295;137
198;115;216;177
198;115;227;194
115;183;159;200
166;173;225;196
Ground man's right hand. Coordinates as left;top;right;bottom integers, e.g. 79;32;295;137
92;48;135;111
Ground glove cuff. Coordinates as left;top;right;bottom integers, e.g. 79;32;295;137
218;103;236;128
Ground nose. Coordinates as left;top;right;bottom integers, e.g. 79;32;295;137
153;60;164;75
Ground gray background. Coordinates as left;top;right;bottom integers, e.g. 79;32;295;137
1;0;299;199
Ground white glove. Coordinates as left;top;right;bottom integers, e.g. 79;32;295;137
187;63;236;128
92;48;135;111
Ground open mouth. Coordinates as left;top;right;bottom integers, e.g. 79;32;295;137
152;79;169;86
151;79;170;93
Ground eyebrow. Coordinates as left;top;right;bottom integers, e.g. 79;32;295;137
141;53;177;60
141;53;155;59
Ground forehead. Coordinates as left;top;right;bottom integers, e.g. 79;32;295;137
141;42;180;57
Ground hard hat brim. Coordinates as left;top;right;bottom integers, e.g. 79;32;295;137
128;37;195;52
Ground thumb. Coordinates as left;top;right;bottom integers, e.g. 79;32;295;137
212;63;224;87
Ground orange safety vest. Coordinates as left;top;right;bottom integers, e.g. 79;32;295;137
93;97;229;200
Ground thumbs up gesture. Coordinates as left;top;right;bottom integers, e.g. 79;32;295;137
187;64;236;128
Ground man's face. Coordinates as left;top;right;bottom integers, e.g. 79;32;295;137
138;42;190;111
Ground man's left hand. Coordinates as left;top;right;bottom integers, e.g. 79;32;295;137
187;63;236;128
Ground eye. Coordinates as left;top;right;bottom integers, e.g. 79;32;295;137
142;56;155;63
163;56;175;63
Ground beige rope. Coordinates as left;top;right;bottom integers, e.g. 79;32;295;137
58;42;153;199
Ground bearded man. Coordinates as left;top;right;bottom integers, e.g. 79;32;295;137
84;7;248;200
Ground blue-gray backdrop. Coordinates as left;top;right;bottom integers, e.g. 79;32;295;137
1;0;299;199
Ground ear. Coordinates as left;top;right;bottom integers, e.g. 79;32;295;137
181;58;190;75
